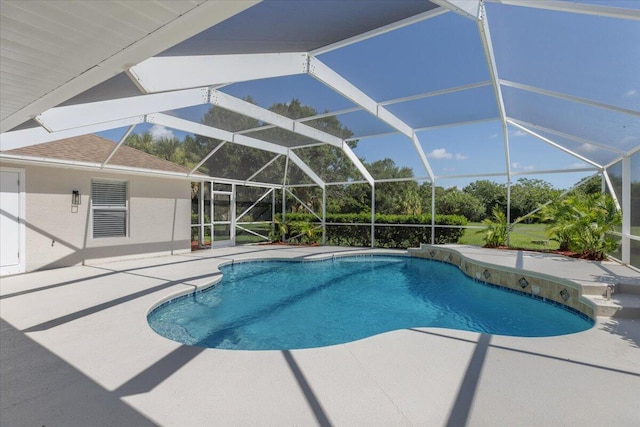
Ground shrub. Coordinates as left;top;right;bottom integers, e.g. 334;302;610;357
277;212;467;248
477;207;510;248
538;193;621;260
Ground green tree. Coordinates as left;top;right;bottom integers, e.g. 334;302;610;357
510;178;561;221
402;189;422;215
370;159;419;215
125;132;154;153
200;99;271;180
570;175;603;196
477;207;511;248
153;137;185;164
463;180;507;217
436;188;486;221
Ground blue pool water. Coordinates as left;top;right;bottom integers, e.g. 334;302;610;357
148;256;593;350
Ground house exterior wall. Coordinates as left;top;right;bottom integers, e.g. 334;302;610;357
0;162;191;272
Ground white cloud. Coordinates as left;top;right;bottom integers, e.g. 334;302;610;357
427;148;452;159
149;124;175;141
624;89;638;97
578;143;598;153
568;162;587;169
427;148;468;161
511;162;534;171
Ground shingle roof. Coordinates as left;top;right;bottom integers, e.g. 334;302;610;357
6;134;193;174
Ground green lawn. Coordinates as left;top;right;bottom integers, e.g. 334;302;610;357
236;223;272;244
458;222;560;250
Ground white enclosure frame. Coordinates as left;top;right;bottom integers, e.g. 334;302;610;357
1;0;638;266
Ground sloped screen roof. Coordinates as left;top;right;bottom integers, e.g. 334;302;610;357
1;0;638;191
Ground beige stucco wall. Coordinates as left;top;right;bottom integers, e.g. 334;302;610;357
1;162;191;271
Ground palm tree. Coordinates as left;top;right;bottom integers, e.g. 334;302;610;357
571;193;621;259
538;199;574;251
477;207;509;247
538;193;621;259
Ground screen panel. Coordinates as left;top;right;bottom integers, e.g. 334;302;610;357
488;2;640;110
417;120;507;177
318;11;491;102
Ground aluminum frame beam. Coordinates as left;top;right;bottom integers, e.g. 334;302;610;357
621;155;631;264
431;0;481;20
102;124;136;168
310;7;448;56
603;170;621;210
236;188;274;222
379;81;492;106
245;154;282;183
411;133;435;182
189;141;227;175
486;0;640;21
210;90;374;186
507;118;626;155
308;57;412;137
0;116;144;151
477;2;511;179
308;57;435;181
210;90;342;147
288;150;325;189
0;152;192;180
128;53;309;93
500;79;640;118
147;113;288;155
507;120;602;169
35;88;209;133
341;144;375;186
230;82;493;140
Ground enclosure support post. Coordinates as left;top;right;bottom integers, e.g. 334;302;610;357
371;184;375;248
322;187;327;245
230;184;237;245
282;156;289;242
622;155;631;264
272;189;276;240
506;181;512;247
281;187;286;242
199;181;205;247
431;181;436;245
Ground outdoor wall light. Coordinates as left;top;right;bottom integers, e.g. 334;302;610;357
72;190;81;206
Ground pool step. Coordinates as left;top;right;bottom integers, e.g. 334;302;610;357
584;293;640;319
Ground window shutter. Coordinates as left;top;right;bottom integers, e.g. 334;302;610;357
92;181;127;238
92;181;127;206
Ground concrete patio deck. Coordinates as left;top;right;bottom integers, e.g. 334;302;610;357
1;245;639;426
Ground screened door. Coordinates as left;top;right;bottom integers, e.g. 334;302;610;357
212;191;235;246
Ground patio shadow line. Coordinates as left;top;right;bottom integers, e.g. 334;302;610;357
21;271;219;332
407;328;640;378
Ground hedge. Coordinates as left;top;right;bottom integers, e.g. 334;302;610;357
278;212;467;248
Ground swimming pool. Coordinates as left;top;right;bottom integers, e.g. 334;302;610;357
147;256;593;350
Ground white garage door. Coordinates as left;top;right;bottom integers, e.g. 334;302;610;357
1;169;24;275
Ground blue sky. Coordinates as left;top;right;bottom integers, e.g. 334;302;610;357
99;1;639;189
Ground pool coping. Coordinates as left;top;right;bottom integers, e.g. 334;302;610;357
410;244;640;319
410;245;597;319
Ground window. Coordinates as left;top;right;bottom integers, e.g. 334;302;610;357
91;180;128;238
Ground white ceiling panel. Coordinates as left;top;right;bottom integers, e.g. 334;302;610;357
0;0;258;132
